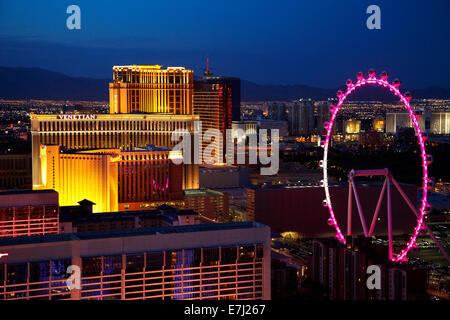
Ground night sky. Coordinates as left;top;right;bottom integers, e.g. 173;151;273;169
1;0;449;88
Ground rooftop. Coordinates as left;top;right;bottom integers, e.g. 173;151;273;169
0;221;267;247
113;65;162;69
112;65;188;71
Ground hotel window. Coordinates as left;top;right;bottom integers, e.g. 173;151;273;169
255;245;264;262
238;246;255;263
221;246;238;264
6;262;27;287
0;264;4;286
50;259;71;280
103;255;122;275
202;248;219;266
146;252;164;271
165;250;182;270
125;254;144;273
29;261;50;297
82;257;102;277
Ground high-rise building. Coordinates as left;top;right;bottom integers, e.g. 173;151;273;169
36;145;184;213
109;65;193;114
0;221;271;300
313;102;331;136
193;81;232;163
202;61;241;122
287;101;314;136
286;100;329;137
0;190;59;238
268;102;288;121
30;114;199;189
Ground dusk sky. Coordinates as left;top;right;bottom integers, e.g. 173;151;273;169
1;0;449;88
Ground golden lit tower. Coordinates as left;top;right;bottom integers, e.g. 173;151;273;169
109;65;194;114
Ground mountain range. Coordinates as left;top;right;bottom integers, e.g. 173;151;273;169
1;66;450;102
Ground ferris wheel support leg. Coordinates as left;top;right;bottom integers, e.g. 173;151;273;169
387;175;393;260
352;180;369;237
390;175;450;263
369;176;388;237
347;179;353;236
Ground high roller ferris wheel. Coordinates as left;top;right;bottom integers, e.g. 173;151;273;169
319;69;449;263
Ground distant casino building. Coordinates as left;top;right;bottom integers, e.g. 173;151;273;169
389;110;450;135
372;116;385;132
36;145;184;213
0;190;59;238
386;112;426;134
430;112;450;134
0;221;271;300
344;119;361;134
193;80;233;164
30;113;199;189
109;65;194;114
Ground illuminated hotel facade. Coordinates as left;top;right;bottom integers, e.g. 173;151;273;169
0;222;271;300
31;114;199;190
109;65;193;114
193;81;232;164
37;145;184;213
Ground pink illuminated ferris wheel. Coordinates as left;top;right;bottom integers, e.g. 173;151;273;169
320;69;435;262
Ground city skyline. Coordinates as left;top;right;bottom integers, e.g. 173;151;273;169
0;1;448;304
